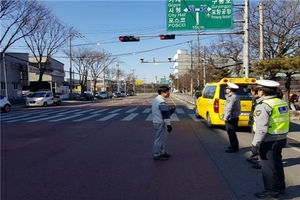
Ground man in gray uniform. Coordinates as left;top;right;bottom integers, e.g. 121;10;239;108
223;82;241;153
152;85;173;161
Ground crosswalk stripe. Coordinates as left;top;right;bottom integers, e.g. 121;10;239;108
75;109;95;114
176;108;184;114
170;114;179;121
57;109;82;114
0;108;193;123
97;113;119;121
145;113;153;121
189;114;201;121
27;114;65;122
142;108;151;113
90;108;108;114
125;106;139;113
109;108;123;113
121;113;139;121
49;114;81;122
4;114;49;123
145;114;179;121
1;113;34;121
73;114;102;122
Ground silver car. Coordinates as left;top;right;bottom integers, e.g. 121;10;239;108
26;91;54;107
0;96;11;112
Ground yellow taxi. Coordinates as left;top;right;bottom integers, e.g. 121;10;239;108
195;78;257;127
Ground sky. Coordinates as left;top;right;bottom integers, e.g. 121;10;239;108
8;0;237;83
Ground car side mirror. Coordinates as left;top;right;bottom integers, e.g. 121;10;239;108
195;91;201;99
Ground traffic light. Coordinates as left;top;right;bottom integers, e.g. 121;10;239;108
119;36;140;42
159;34;175;40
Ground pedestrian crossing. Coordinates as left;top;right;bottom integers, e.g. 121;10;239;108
0;107;202;123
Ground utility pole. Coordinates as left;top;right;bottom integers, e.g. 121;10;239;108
197;34;201;89
143;78;146;93
1;52;8;98
69;34;72;99
203;46;206;87
131;69;136;94
259;3;264;80
68;31;83;99
190;40;193;96
103;51;106;91
243;0;250;78
116;61;120;93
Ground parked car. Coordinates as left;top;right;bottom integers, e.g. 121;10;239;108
120;91;126;97
97;91;113;99
26;91;54;107
0;96;11;112
127;90;134;96
113;92;122;98
75;93;94;101
94;92;99;98
53;93;62;105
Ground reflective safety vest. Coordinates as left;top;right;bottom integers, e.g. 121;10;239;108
253;98;289;135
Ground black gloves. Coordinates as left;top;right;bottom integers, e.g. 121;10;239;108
251;145;259;156
167;125;172;132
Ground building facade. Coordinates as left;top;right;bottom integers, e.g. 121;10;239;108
1;52;29;99
0;53;65;100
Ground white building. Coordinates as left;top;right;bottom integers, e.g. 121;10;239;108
171;49;192;78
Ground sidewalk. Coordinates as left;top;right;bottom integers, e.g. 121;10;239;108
172;93;300;142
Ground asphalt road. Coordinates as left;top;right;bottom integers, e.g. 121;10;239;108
1;94;300;200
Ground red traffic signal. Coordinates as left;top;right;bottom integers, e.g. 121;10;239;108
119;36;140;42
159;34;175;40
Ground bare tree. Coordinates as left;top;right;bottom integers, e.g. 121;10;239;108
108;66;126;92
66;48;117;93
0;0;50;57
123;72;136;92
249;0;300;60
89;51;116;92
249;0;300;102
22;16;69;83
208;35;244;77
69;47;91;92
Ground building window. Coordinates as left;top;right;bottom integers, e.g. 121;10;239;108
1;82;6;90
13;83;19;90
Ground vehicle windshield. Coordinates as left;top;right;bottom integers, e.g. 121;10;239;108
220;85;253;100
29;92;46;97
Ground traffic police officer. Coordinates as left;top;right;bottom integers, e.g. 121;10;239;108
223;82;241;153
252;80;290;199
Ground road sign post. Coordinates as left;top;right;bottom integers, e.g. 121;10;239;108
167;0;233;31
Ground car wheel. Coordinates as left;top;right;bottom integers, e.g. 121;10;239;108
195;106;201;118
43;102;47;107
3;104;11;112
56;101;61;105
206;113;214;128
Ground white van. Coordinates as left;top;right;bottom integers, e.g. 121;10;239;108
26;91;54;107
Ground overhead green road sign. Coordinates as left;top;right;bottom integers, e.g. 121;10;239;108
167;0;233;31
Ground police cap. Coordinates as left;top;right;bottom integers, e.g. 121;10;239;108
256;80;280;88
226;82;239;89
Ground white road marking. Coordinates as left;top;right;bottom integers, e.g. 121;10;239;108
122;113;139;121
97;113;119;121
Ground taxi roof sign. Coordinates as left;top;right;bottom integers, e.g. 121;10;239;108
219;78;257;84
